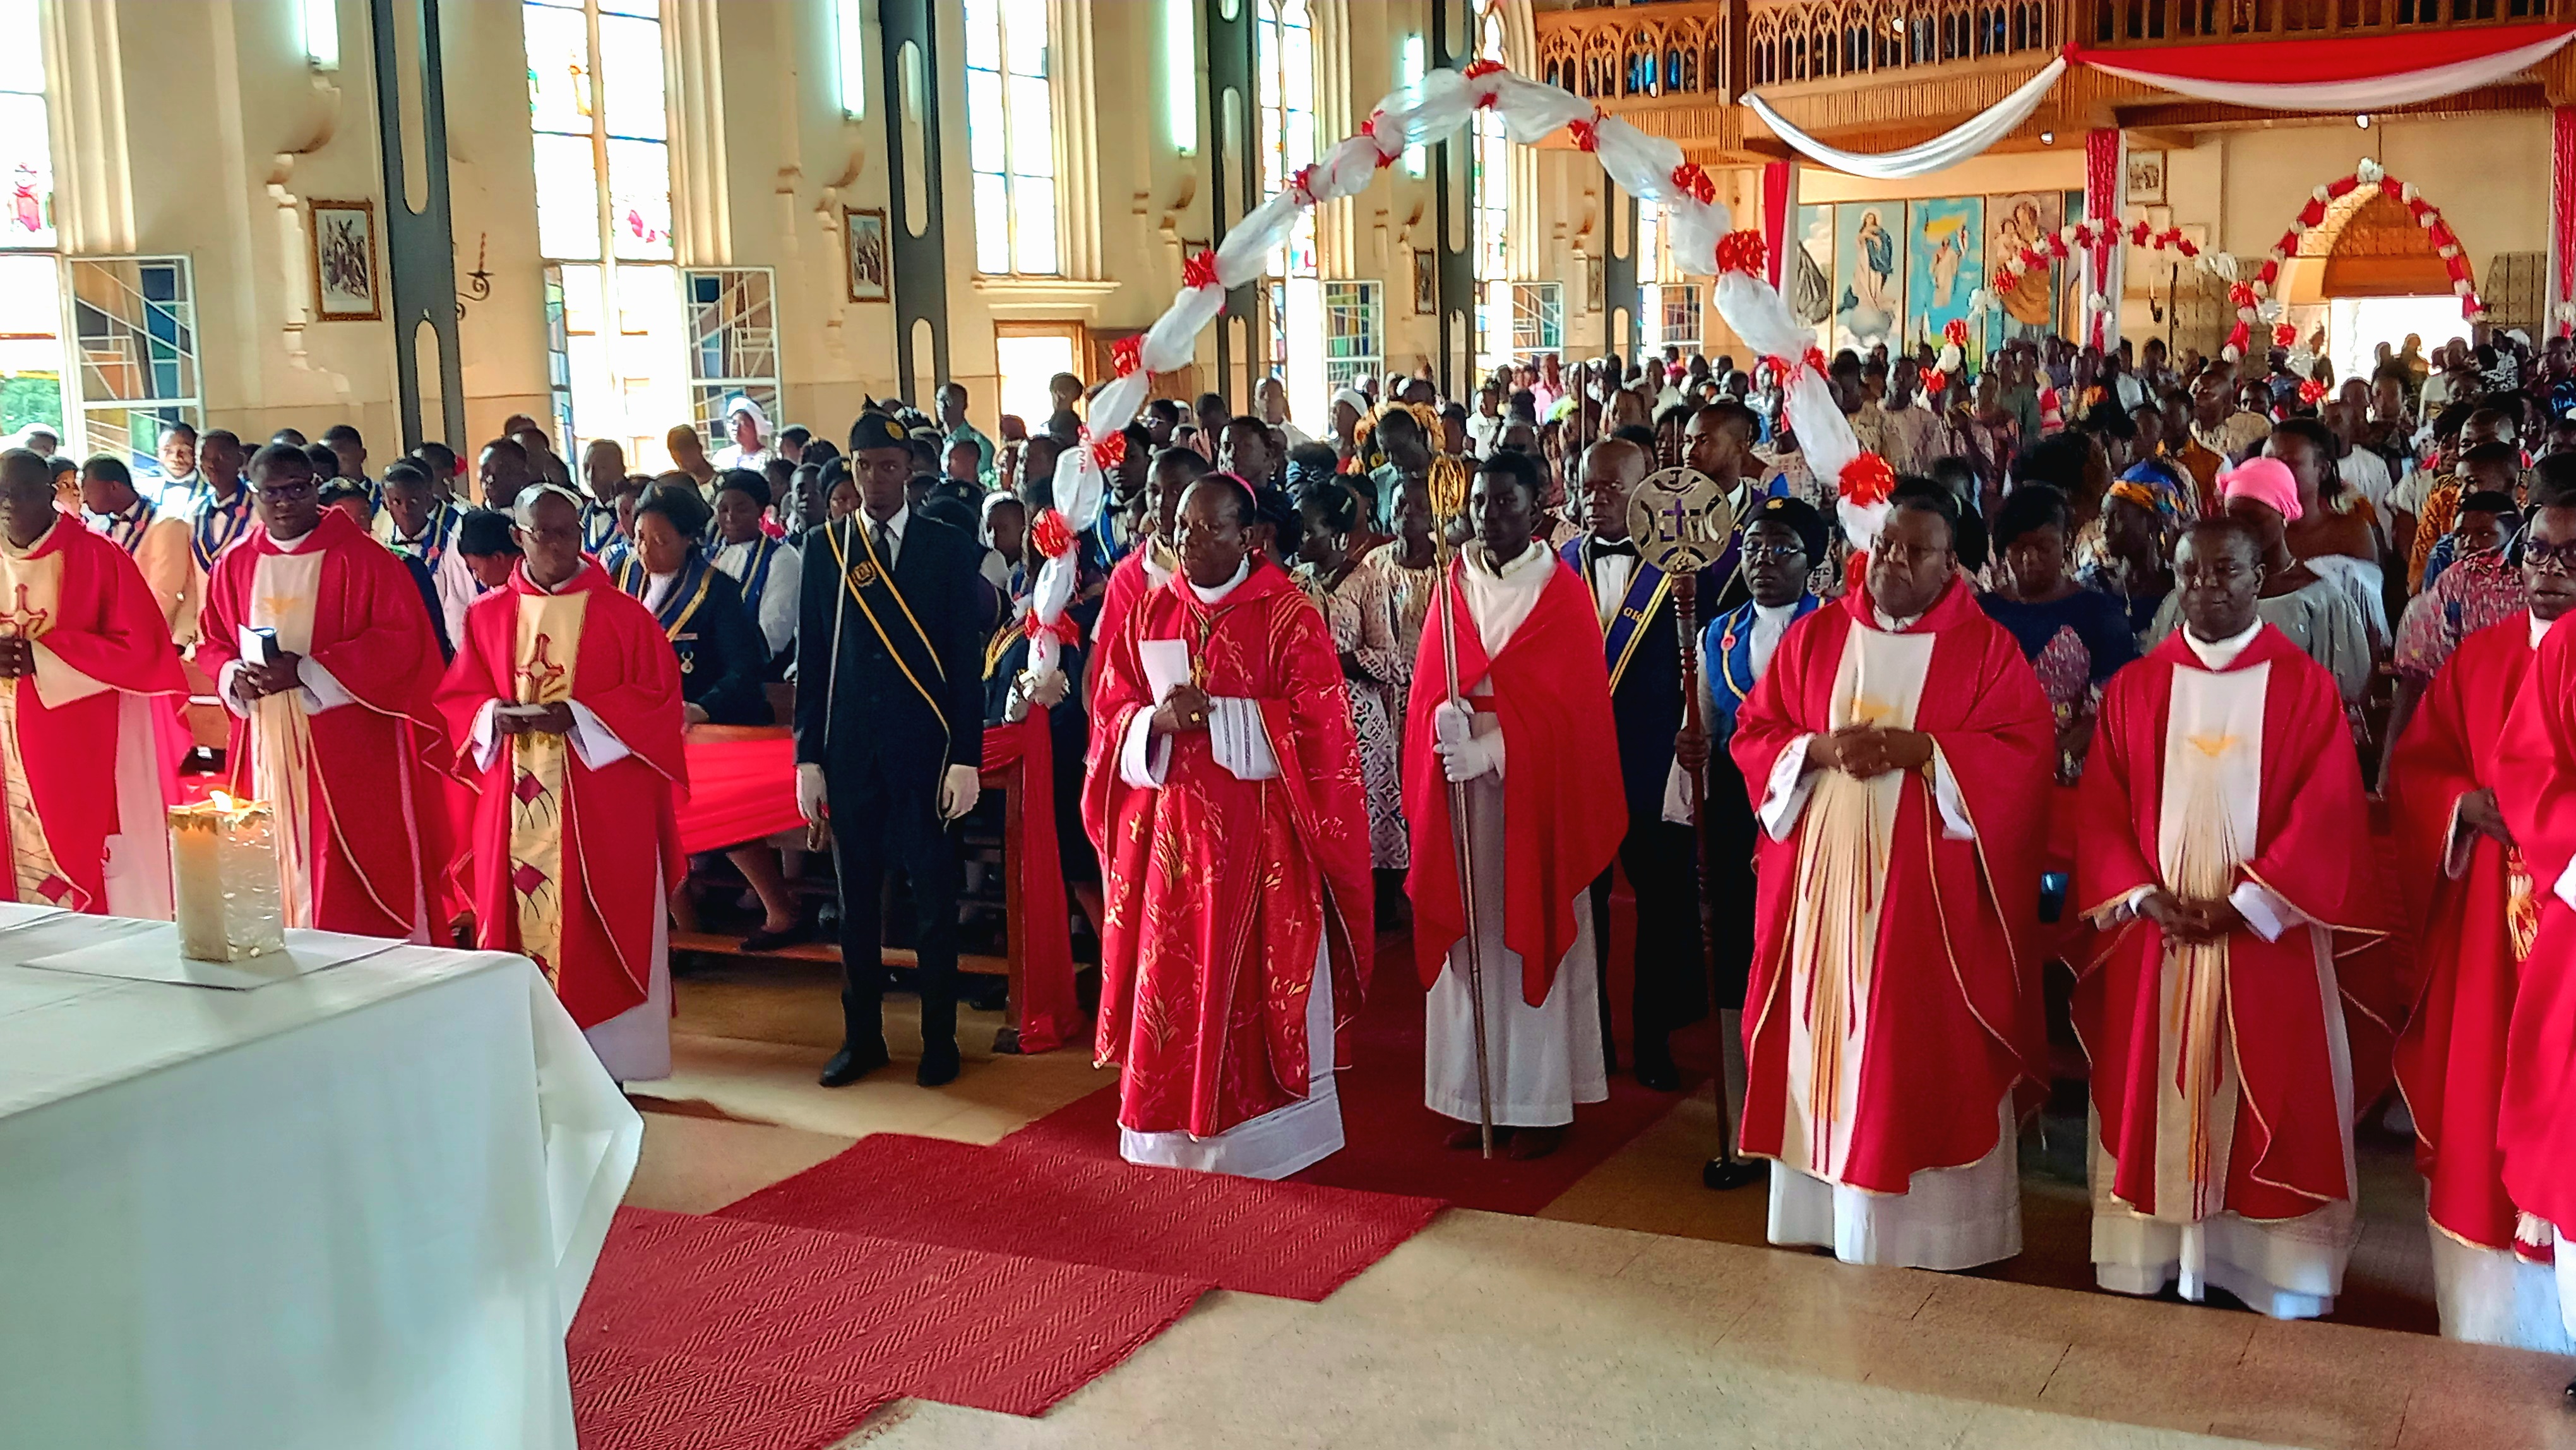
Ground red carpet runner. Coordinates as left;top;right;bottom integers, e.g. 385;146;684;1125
572;1208;1211;1444
719;1132;1444;1303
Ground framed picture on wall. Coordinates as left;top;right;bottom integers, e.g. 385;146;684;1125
2125;150;2168;207
1585;255;1605;313
307;199;380;322
1412;248;1436;315
844;207;890;304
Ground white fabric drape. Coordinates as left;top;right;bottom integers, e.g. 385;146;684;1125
1743;57;2067;181
2082;29;2574;112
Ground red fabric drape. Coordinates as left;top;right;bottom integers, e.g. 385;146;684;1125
2555;108;2576;338
675;733;802;856
2084;129;2121;352
2067;25;2571;85
1761;160;1793;290
982;712;1078;1055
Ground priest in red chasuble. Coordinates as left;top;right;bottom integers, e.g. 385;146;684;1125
2078;517;2395;1321
2387;487;2576;1351
194;445;450;940
1085;472;1373;1179
1729;487;2053;1270
1404;448;1624;1160
2494;489;2576;1360
438;486;686;1083
0;448;186;917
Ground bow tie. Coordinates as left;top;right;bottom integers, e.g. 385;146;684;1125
1591;538;1639;558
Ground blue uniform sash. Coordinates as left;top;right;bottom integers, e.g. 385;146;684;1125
189;485;254;573
721;535;782;618
616;551;719;676
1563;537;1670;695
1703;595;1822;726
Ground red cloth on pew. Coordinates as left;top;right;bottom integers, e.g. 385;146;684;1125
676;730;805;856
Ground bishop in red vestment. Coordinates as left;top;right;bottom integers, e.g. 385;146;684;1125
2386;496;2576;1349
1729;490;2053;1269
2078;518;2395;1321
0;448;186;917
437;487;687;1082
193;445;450;940
2493;491;2576;1358
1404;450;1625;1159
1084;474;1373;1179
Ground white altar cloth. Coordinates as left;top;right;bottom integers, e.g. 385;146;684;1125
0;913;641;1450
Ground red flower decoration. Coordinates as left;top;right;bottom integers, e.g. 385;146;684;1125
2045;232;2070;259
1919;367;1948;397
1029;507;1077;561
1670;162;1715;207
2129;219;2152;245
1289;164;1319;204
1569;111;1603;152
1803;345;1828;376
2298;378;2329;405
2297;199;2327;229
1088;428;1128;474
1942;317;1971;348
1714;231;1766;278
1838;452;1896;509
2255;258;2280;285
2174;239;2199;258
1182;249;1220;291
1022;610;1083;647
2228;282;2258;310
2326;175;2359;198
2224;320;2253;354
2273;322;2299;350
1111;335;1145;378
1463;57;1505;80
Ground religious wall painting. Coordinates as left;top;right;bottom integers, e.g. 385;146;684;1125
844;207;890;304
1903;196;1983;367
1833;202;1903;353
1412;247;1437;315
1793;203;1834;344
306;200;380;323
2125;149;2167;208
1584;254;1605;314
1985;189;2061;349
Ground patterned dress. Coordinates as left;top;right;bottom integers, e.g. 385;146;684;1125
1311;559;1412;870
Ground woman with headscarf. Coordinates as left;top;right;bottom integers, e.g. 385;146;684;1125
711;395;774;470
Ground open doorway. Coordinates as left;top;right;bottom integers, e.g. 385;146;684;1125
2326;295;2472;385
994;322;1083;436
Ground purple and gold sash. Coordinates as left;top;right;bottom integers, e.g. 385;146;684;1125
1562;537;1669;694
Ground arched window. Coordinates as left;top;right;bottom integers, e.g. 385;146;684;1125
0;0;63;457
1472;2;1515;369
965;0;1058;276
524;0;684;467
1258;0;1328;421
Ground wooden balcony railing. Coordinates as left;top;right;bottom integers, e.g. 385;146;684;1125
1534;0;1733;105
2085;0;2563;45
1744;0;2060;88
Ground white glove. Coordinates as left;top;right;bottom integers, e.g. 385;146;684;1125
1432;700;1503;783
939;762;982;820
1027;667;1070;708
796;762;828;826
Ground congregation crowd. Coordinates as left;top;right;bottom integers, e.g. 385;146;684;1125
9;313;2576;1360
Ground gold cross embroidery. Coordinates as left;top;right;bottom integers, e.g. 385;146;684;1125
518;632;568;704
2185;732;2237;759
0;584;48;640
1848;694;1892;726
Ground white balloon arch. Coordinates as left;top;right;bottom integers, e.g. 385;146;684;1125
1019;60;1887;680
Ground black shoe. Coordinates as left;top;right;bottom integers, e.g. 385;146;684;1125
1635;1055;1683;1093
819;1038;891;1087
739;920;811;954
915;1039;962;1088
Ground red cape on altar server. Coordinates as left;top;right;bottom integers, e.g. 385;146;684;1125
1727;573;2053;1194
193;508;451;938
2495;613;2576;1231
1402;553;1625;1003
436;562;686;1031
1083;558;1373;1140
2077;626;2396;1221
2387;613;2537;1251
3;520;187;913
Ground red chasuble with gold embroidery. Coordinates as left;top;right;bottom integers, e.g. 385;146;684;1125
0;518;186;913
437;562;685;1030
2388;613;2539;1251
194;508;450;937
2495;614;2576;1231
1083;558;1373;1141
2077;626;2394;1222
1727;575;2053;1194
1400;554;1625;1002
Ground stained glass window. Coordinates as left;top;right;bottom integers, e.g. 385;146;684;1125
69;256;201;474
1323;282;1381;393
1256;0;1315;282
684;268;780;441
1512;282;1563;357
965;0;1057;276
523;0;685;469
0;0;63;452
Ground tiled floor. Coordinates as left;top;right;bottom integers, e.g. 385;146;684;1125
621;956;2576;1450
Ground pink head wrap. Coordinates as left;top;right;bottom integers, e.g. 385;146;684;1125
2217;456;2303;524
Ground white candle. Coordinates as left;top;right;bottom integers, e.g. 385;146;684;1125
169;793;287;962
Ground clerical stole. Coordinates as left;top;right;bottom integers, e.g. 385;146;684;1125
0;546;69;904
245;550;326;928
1780;621;1935;1182
509;589;587;979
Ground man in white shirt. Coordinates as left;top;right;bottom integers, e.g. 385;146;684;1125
1255;376;1311;450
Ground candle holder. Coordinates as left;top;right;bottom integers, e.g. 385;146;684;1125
168;794;287;962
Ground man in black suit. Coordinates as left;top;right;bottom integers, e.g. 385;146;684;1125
1564;436;1708;1092
795;411;989;1087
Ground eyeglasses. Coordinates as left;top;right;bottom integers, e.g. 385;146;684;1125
1742;543;1808;565
2526;538;2576;574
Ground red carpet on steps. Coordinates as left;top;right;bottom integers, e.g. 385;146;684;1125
1001;936;1713;1218
570;1207;1210;1444
717;1132;1443;1303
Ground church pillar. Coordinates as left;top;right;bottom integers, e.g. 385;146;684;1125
1431;0;1476;397
367;0;466;451
1604;193;1637;360
1203;0;1256;405
880;0;951;399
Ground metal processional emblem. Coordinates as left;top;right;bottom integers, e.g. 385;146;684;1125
1627;467;1739;575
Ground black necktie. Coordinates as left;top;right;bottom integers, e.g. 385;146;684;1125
1592;538;1638;558
873;520;893;566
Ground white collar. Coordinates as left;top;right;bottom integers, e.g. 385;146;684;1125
1188;556;1253;604
1871;607;1923;632
534;561;587;595
2184;618;2264;670
2533;612;2557;649
1469;538;1551;583
0;517;56;560
269;526;316;552
1755;599;1802;624
860;504;909;538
